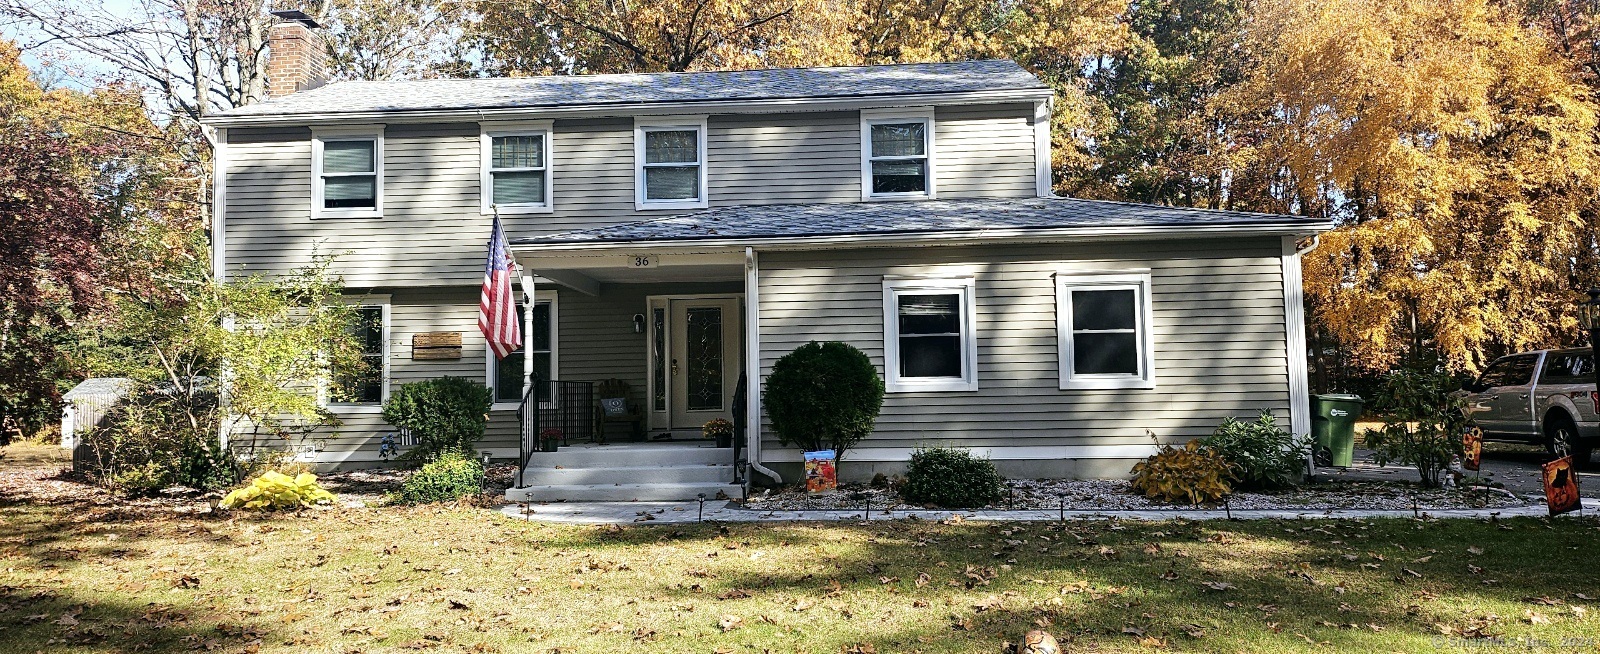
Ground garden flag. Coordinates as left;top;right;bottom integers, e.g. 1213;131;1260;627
1542;456;1581;517
478;214;522;360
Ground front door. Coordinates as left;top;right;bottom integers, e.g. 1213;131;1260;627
649;297;742;431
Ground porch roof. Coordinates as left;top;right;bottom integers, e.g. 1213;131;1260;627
511;197;1331;248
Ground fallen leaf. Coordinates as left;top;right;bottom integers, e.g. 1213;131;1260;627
718;615;743;632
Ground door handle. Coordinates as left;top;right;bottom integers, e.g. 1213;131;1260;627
671;358;679;376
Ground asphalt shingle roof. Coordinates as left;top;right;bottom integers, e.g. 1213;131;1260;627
513;197;1322;245
212;60;1048;118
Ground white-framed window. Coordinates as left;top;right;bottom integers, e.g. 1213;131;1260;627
1055;271;1156;390
329;298;390;412
480;121;553;214
861;107;935;201
311;127;383;219
882;277;977;393
488;290;558;409
634;116;708;210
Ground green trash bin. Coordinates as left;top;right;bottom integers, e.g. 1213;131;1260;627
1311;393;1364;468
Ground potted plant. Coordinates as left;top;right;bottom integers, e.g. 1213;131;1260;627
539;427;563;452
703;418;735;448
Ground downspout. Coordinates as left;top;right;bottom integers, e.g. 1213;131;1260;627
1293;234;1320;478
744;246;783;487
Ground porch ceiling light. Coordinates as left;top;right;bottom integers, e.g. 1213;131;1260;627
1580;287;1600;331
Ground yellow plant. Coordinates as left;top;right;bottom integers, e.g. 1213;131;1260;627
219;471;336;510
1130;440;1234;505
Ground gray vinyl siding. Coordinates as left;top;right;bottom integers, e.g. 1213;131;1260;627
222;104;1038;288
754;238;1291;455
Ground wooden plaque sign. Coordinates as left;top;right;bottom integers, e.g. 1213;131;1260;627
412;332;462;360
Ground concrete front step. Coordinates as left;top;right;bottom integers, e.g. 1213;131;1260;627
523;445;732;469
524;464;735;485
505;482;744;502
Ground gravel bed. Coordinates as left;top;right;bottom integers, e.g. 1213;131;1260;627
740;478;1538;513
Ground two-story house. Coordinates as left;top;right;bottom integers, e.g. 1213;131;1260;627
202;17;1329;501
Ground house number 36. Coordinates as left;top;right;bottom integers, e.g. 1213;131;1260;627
631;255;655;268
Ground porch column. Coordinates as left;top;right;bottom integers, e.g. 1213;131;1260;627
521;273;536;397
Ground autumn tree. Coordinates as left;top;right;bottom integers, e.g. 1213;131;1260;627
323;0;468;80
1234;0;1600;373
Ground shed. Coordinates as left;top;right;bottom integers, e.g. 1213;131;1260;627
60;378;133;449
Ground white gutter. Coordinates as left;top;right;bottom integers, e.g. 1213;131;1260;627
743;246;783;487
509;220;1336;255
199;88;1054;128
1292;234;1322;478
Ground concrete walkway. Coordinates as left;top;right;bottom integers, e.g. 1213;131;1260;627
500;498;1600;525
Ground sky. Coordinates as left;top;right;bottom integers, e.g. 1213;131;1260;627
2;0;143;91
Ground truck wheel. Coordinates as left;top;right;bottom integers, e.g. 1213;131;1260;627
1545;415;1591;469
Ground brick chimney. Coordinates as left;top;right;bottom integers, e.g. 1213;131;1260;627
265;10;328;98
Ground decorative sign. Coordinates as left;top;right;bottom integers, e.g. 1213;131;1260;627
412;332;463;360
1542;456;1582;517
804;449;837;495
630;255;655;268
1462;426;1483;472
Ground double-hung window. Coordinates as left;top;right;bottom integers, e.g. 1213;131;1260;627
480;121;553;214
1056;271;1155;389
331;302;389;408
861;108;935;200
883;277;977;392
489;292;557;408
634;117;708;210
312;128;383;219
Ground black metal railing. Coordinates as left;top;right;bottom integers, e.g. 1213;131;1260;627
516;378;596;487
732;372;748;485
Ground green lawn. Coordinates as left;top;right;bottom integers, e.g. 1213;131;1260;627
2;444;1597;653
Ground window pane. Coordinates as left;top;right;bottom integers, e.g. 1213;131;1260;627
495;351;524;403
871;122;926;157
1541;353;1596;384
901;335;962;378
492;170;546;205
871;159;926;194
323;140;374;173
335;307;383;403
492;134;544;169
530;302;551;352
645;165;699;200
324;175;376;208
1072;289;1137;331
645;130;698;163
685;307;724;411
354;307;383;354
1074;332;1139;375
898;293;960;335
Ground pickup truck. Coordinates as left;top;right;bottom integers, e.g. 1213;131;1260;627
1462;348;1597;468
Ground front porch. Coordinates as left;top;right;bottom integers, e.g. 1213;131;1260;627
504;247;756;501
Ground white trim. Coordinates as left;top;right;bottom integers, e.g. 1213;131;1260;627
200;88;1056;127
633;115;709;211
487;287;558;411
1033;100;1052;197
743;247;769;481
327;296;392;413
510;220;1336;254
882;277;978;393
480;120;554;215
1282;237;1312;436
1055;270;1155;390
860;107;936;201
311;126;384;220
764;444;1162;463
211;127;228;282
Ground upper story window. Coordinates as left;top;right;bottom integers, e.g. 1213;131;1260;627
634;116;709;210
1055;271;1155;390
312;127;383;219
882;277;977;393
861;108;935;201
480;121;553;214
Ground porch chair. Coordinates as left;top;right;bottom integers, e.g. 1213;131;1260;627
594;378;645;444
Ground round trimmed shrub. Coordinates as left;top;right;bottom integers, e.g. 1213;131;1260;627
900;447;1006;508
397;453;485;504
381;376;493;461
762;341;884;458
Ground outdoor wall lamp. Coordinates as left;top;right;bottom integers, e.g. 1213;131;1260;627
632;313;646;334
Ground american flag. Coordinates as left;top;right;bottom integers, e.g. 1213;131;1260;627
479;214;523;360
